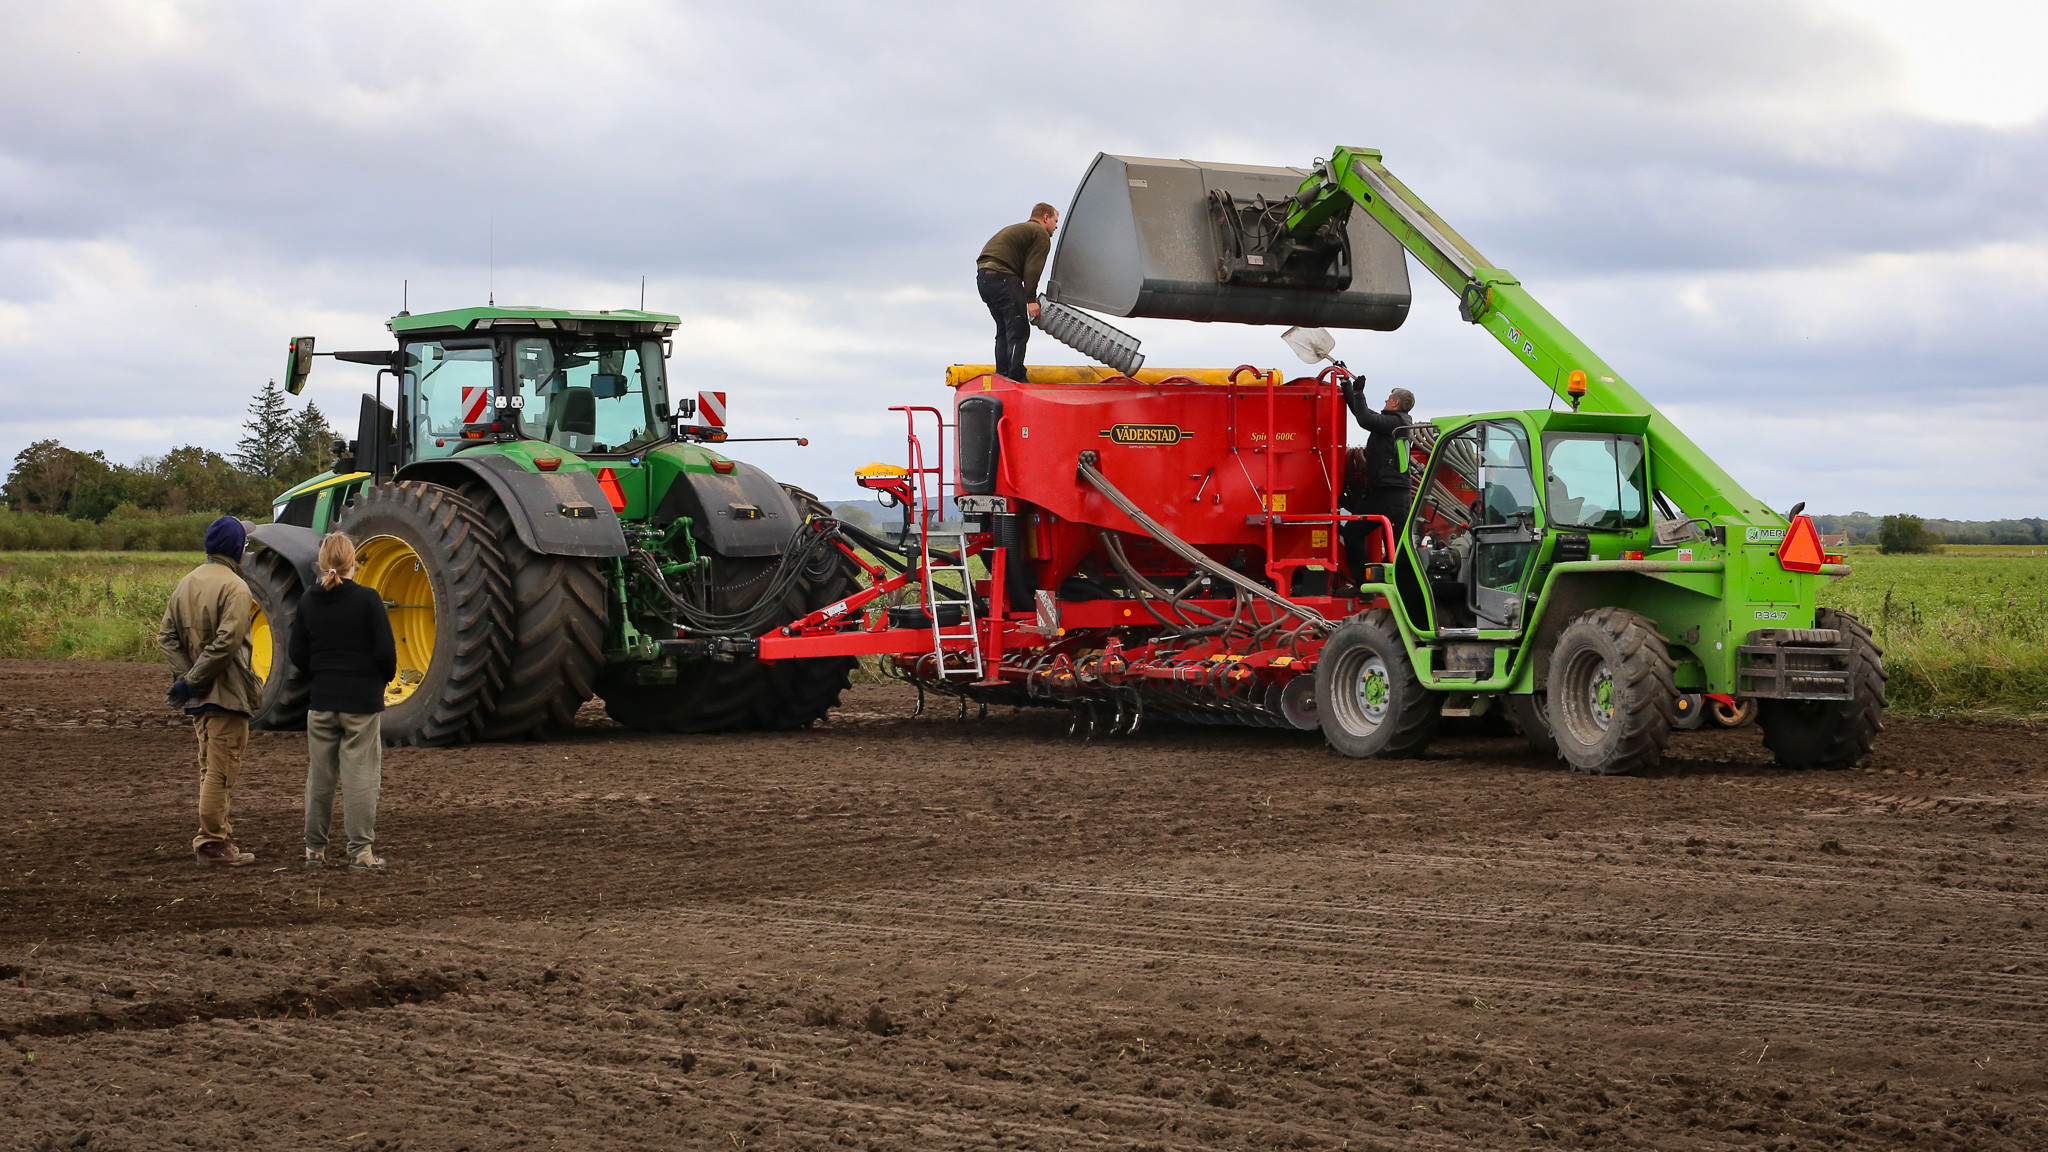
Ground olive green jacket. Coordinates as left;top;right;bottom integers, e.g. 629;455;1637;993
977;222;1053;298
158;556;260;715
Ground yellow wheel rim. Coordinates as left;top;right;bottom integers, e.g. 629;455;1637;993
249;599;274;683
354;535;439;706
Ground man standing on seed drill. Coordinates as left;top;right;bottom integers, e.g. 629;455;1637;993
1340;382;1417;581
976;203;1059;381
159;516;261;866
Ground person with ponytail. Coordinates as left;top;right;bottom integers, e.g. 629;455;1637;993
286;532;396;871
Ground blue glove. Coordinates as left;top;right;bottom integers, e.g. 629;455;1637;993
166;679;192;708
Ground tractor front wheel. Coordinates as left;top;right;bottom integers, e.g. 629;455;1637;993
246;546;312;731
334;482;514;746
1757;608;1886;770
1545;608;1677;775
1315;609;1440;758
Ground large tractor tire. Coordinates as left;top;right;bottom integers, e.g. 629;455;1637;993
1315;609;1440;759
462;487;609;740
1545;607;1677;775
246;546;312;731
1505;691;1558;759
598;485;859;733
1757;607;1887;770
334;482;514;747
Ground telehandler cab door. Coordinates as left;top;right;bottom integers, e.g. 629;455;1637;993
1410;419;1541;631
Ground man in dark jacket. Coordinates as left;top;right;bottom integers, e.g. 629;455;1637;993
976;203;1058;380
1341;382;1417;580
289;533;398;871
159;516;261;866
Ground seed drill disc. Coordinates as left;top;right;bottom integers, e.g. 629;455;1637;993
1279;677;1319;731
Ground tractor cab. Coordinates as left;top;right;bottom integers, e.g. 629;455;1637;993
386;307;681;466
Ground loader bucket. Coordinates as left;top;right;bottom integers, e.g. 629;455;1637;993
1046;154;1411;330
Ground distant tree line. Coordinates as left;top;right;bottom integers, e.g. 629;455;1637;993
1;380;333;548
1811;512;2045;548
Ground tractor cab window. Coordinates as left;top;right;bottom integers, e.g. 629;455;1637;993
1410;420;1540;630
511;336;668;456
402;340;496;462
1542;433;1648;531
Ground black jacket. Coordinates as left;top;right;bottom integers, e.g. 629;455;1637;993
1344;382;1415;495
288;580;397;714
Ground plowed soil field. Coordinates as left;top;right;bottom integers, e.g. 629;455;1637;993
4;658;2046;1151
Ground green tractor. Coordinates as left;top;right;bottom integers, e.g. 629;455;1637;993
245;305;860;745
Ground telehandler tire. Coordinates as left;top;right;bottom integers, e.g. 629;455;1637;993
1757;607;1886;770
1316;609;1440;758
597;485;859;733
334;482;514;747
1505;691;1557;759
462;487;609;740
246;545;312;732
1545;608;1677;775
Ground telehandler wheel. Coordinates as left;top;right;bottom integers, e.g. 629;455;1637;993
598;485;859;733
1673;692;1709;730
1545;608;1678;775
1505;692;1557;759
462;487;608;740
246;546;312;732
334;482;514;747
1757;607;1887;770
1709;697;1756;728
1315;609;1440;758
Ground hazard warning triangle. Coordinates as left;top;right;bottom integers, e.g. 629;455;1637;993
1777;515;1827;573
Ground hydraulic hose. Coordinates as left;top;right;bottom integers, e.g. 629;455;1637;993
1078;452;1333;634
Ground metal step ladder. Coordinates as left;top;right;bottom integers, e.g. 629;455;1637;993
919;528;982;678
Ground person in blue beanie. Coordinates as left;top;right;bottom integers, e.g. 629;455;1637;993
158;516;261;865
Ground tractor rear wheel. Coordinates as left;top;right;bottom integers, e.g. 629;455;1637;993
247;546;312;731
1545;608;1677;775
334;482;513;746
597;485;858;733
463;487;609;740
1315;609;1440;758
1757;607;1886;770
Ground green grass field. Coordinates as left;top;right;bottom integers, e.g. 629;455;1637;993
1820;544;2048;719
5;546;2042;718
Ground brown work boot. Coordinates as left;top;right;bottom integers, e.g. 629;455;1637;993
196;841;255;866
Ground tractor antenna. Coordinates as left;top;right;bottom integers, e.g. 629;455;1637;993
400;279;409;317
488;216;495;306
640;275;645;311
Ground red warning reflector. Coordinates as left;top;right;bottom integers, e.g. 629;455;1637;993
710;459;736;474
533;457;561;472
595;467;627;512
1778;515;1826;573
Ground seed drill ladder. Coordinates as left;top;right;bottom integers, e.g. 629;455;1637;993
893;406;982;678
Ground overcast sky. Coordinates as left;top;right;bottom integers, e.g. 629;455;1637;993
2;0;2043;518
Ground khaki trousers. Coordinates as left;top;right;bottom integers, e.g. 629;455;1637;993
192;711;251;850
305;710;382;858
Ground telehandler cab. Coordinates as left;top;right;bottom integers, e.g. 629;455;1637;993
246;305;861;746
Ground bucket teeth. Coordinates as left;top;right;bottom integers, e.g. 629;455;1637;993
1033;297;1145;376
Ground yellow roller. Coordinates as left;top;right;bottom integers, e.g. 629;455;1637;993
944;365;1284;388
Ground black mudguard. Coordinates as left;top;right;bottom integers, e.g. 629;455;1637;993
653;461;801;558
246;522;324;589
397;454;628;557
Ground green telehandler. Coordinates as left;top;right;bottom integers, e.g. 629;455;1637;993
245;305;862;746
1044;150;1885;773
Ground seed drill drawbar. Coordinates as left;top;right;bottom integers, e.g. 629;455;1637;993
751;150;1886;774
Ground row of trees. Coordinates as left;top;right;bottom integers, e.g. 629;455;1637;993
1811;512;2047;547
2;381;333;522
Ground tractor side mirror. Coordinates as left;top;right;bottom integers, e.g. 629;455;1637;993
284;336;316;394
